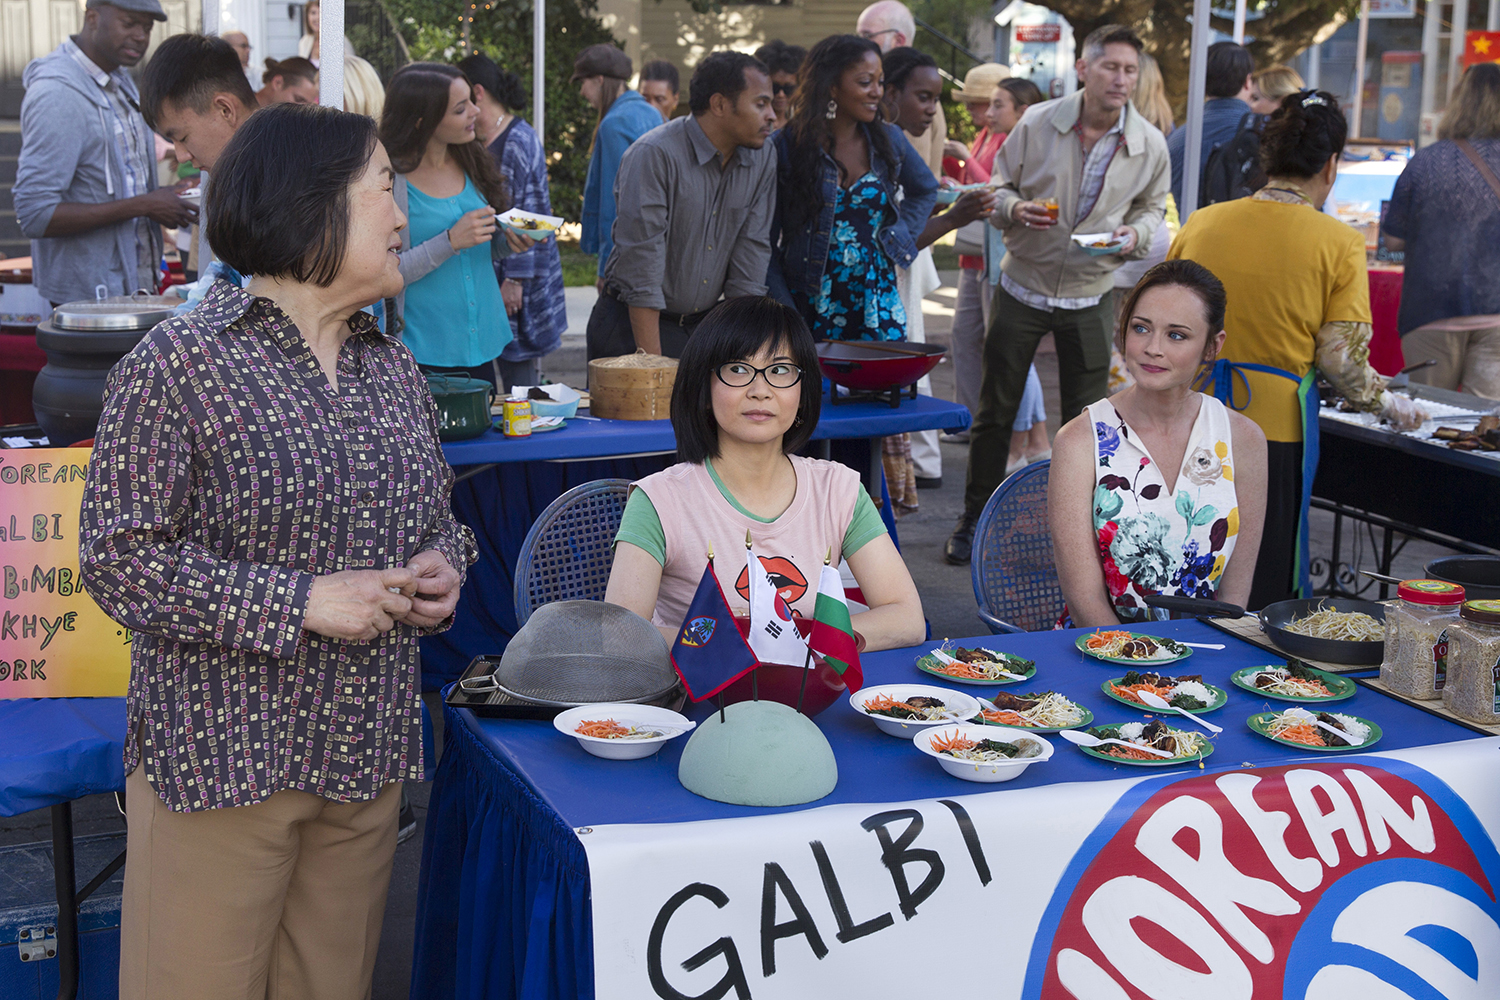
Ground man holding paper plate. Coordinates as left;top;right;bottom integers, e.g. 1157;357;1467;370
945;24;1169;565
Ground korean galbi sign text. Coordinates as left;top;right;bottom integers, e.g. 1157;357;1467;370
0;449;129;698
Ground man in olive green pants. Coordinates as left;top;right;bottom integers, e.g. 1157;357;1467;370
944;23;1169;564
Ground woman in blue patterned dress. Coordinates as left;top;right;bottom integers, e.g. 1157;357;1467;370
460;54;567;389
768;34;937;342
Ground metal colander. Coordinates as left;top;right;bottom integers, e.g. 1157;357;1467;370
466;600;679;707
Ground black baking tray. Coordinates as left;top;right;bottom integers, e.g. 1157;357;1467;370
444;655;688;719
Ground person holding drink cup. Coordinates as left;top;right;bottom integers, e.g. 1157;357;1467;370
944;24;1169;564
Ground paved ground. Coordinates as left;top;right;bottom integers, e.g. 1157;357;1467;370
0;273;1456;998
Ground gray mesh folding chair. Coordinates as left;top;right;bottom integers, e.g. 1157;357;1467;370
970;460;1063;633
513;479;632;627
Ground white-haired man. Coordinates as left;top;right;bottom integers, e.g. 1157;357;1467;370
857;1;945;178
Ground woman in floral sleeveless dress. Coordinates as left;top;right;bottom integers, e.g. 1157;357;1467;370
1050;260;1269;626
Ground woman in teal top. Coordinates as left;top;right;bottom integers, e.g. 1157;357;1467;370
380;63;537;386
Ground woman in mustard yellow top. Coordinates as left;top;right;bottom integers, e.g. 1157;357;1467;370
1169;91;1424;607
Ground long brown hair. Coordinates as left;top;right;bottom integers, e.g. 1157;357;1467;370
589;76;628;153
1439;63;1500;141
379;62;509;211
782;34;899;234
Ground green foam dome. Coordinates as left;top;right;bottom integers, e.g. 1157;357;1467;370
677;700;838;806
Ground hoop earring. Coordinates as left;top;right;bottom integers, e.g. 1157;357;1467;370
825;99;838;120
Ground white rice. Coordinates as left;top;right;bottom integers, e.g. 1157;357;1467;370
1118;722;1145;740
1330;713;1371;745
1172;680;1213;703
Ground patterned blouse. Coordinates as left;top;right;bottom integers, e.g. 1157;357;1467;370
1088;394;1240;622
808;172;907;341
80;281;476;813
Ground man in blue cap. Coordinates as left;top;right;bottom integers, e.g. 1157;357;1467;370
14;0;198;306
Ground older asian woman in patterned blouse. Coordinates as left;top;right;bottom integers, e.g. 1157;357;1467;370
80;103;475;1000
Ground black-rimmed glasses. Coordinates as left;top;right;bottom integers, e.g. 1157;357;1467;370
715;361;803;389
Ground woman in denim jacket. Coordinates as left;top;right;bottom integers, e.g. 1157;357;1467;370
768;34;938;342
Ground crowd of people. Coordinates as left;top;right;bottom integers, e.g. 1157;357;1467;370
11;0;1500;991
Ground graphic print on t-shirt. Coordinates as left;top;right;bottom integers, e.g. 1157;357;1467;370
734;554;810;609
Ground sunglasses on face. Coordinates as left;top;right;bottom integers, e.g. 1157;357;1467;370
772;82;796;97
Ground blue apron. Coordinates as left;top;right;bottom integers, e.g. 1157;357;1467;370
1198;360;1319;599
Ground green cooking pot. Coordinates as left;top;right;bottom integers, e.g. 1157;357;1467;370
425;373;493;441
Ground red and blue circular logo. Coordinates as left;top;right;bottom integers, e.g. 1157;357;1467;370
1023;759;1500;999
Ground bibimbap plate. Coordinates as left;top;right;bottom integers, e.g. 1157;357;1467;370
1230;664;1356;703
1100;676;1228;714
1075;630;1193;665
974;694;1093;732
850;683;980;738
1074;722;1216;767
914;650;1036;686
1246;710;1382;752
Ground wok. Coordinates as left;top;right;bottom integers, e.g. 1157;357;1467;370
1424;556;1500;601
1257;598;1387;665
815;340;945;393
720;617;845;716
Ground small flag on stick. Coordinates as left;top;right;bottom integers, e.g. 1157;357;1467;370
670;559;759;701
746;547;809;666
808;562;863;693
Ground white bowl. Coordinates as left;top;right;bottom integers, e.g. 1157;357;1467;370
553;703;695;760
914;724;1053;782
849;683;980;738
511;383;580;419
1070;232;1126;256
497;208;564;240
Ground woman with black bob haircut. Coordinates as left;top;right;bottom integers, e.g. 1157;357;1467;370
606;295;924;649
80;102;474;997
767;34;938;341
1169;91;1426;606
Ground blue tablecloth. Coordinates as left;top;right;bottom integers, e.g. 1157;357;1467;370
0;698;126;817
421;394;971;689
409;619;1491;1000
438;393;971;465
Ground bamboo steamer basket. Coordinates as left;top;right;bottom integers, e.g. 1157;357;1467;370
587;352;678;421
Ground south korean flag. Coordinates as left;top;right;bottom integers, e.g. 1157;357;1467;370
746;548;809;666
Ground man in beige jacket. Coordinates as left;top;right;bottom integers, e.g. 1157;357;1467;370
945;24;1169;564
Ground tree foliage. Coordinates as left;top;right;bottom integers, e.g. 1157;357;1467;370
383;0;618;219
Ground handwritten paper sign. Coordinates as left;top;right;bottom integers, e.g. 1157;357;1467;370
0;448;129;698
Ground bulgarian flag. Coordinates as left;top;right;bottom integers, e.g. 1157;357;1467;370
808;563;863;692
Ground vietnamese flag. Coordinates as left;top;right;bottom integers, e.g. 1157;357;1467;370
808;563;863;692
1464;30;1500;66
670;559;759;701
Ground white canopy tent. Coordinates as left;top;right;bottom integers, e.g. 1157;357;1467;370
199;0;548;144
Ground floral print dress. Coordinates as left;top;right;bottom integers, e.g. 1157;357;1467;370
809;172;908;341
1088;394;1241;622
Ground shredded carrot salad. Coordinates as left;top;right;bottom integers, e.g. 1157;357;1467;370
935;661;991;679
1270;722;1327;746
1109;682;1175;704
1104;744;1164;760
575;719;630;739
980;709;1028;725
864;694;919;714
1086;630;1133;650
930;732;976;754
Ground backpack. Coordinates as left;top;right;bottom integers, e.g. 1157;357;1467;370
1201;112;1267;206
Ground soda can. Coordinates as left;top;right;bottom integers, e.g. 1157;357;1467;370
502;396;532;437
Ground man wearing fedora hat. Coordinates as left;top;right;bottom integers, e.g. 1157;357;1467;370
573;43;663;288
15;0;198;306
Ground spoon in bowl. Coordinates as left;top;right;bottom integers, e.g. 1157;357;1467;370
1058;729;1176;758
1134;689;1225;734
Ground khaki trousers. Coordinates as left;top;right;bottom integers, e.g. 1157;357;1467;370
1402;320;1500;402
119;764;401;1000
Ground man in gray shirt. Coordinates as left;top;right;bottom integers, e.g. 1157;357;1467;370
586;51;777;359
15;0;197;305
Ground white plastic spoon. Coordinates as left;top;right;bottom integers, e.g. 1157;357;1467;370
1134;689;1225;734
1180;642;1226;650
930;646;1027;681
1058;728;1176;758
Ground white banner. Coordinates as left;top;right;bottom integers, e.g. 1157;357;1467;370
581;739;1500;1000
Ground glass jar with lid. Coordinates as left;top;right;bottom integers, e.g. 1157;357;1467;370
1443;599;1500;725
1379;579;1466;700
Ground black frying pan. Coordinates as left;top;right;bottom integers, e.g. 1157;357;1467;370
1143;595;1246;619
1425;556;1500;601
1257;598;1386;665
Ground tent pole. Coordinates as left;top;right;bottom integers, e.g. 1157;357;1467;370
1233;0;1247;43
534;0;545;146
1352;0;1370;138
320;0;344;109
202;0;218;36
1450;0;1471;97
1181;0;1212;220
